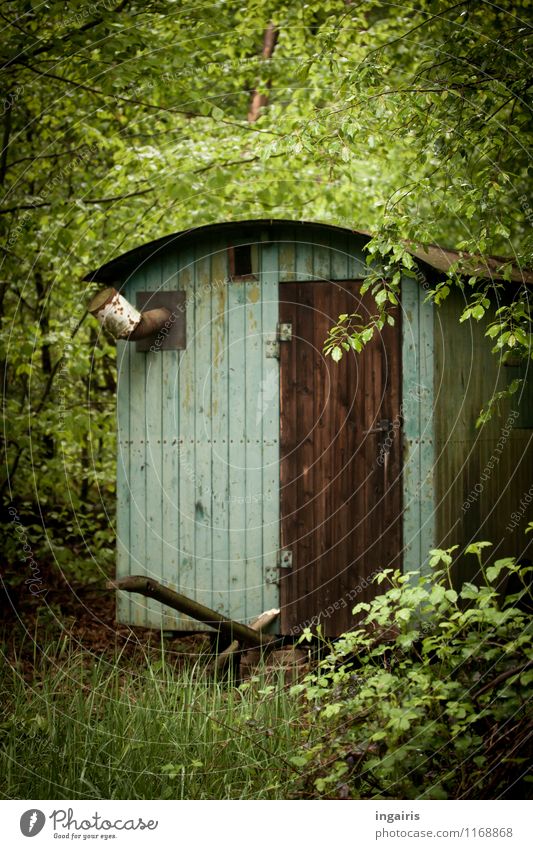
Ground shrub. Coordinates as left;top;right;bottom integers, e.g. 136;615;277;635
290;543;533;799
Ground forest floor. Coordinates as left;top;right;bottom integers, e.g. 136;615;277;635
0;572;212;681
1;570;307;682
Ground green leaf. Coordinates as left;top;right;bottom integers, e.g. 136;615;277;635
396;608;411;622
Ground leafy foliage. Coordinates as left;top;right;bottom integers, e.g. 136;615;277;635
1;2;531;581
290;544;533;799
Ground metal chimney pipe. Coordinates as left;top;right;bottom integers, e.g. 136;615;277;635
88;287;172;342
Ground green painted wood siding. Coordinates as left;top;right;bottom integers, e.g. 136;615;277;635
117;236;281;629
401;276;435;574
434;290;533;580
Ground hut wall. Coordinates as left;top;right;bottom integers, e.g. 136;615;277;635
114;223;437;631
401;275;435;575
434;289;533;584
116;234;282;629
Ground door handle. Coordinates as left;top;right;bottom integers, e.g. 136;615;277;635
363;418;391;435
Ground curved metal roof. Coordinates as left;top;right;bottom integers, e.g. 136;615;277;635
84;218;533;285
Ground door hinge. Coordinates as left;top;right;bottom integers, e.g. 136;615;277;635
265;335;279;359
265;565;278;584
278;322;292;342
265;324;293;359
265;551;293;585
279;549;293;569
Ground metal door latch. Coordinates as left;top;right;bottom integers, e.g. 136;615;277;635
363;418;391;435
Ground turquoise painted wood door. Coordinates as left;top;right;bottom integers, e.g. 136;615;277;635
116;241;280;630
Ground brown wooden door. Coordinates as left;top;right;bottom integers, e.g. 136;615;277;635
279;280;402;635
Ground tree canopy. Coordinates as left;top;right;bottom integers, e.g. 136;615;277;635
1;0;531;578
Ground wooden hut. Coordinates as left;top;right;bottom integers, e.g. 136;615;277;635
86;219;533;636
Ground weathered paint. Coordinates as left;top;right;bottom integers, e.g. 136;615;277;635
434;289;533;580
116;234;282;630
401;274;435;574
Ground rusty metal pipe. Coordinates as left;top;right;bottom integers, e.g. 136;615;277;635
127;307;173;341
88;286;171;341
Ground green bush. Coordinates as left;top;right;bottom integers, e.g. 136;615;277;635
290;543;533;799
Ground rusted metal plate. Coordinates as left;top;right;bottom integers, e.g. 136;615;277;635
135;290;186;351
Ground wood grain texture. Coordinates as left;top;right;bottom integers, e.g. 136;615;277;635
116;235;281;631
434;289;533;583
279;279;402;635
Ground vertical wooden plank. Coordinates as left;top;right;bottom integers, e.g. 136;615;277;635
401;274;435;574
336;282;362;630
279;227;295;281
126;267;148;627
279;285;299;630
401;274;421;573
177;246;197;624
116;338;131;624
244;275;264;621
382;292;403;573
227;273;247;620
295;236;314;282
144;262;164;626
313;236;331;282
193;243;214;607
347;234;368;279
210;241;230;616
160;247;181;629
250;242;259;277
313;282;333;619
418;289;435;568
330;233;349;281
295;244;315;620
260;241;280;618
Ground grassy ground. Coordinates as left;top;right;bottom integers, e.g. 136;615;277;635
0;634;307;800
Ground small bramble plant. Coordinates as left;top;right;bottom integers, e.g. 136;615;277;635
290;543;533;800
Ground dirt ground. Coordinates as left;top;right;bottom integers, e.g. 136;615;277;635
0;575;213;680
0;573;308;681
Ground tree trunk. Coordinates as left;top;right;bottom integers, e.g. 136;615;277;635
247;23;278;123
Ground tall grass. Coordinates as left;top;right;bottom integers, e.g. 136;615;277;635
0;635;306;799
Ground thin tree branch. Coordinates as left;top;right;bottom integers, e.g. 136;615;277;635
1;0;130;69
8;143;98;167
0;186;154;215
19;62;282;136
358;0;471;67
0;100;11;187
474;661;533;699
